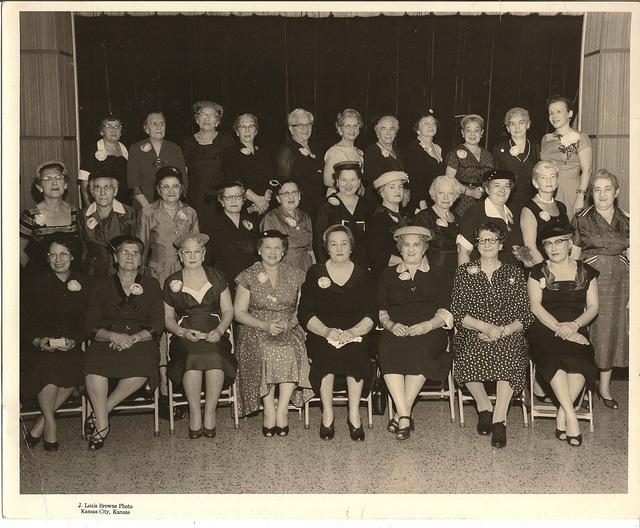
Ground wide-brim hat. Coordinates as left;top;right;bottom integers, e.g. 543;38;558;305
393;225;433;241
373;171;409;190
108;234;145;254
173;233;210;249
539;224;574;243
481;168;515;184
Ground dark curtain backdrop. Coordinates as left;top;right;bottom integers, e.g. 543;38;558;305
75;14;583;158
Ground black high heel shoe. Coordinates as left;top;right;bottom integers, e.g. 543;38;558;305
262;426;277;437
203;427;216;438
188;427;203;439
566;434;583;447
88;424;110;451
387;416;414;433
555;429;567;441
395;416;411;441
596;388;619;409
43;439;59;452
84;412;96;438
275;425;289;437
320;421;335;440
347;419;365;441
25;431;42;448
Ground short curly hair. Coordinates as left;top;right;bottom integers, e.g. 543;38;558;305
474;221;506;244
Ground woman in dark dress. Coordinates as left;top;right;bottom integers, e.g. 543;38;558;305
182;101;234;227
224;113;275;216
21;237;93;451
377;226;453;441
527;225;599;446
492;107;540;217
314;161;372;268
403;110;446;213
83;235;165;450
412;175;465;288
299;225;375;441
163;233;236;439
446;114;493;217
20;161;80;273
79;115;130;206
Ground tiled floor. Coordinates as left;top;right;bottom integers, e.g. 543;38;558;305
20;380;628;494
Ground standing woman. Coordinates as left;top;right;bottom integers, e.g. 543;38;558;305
136;166;199;413
20;161;81;273
403;110;446;213
323;109;365;195
260;179;314;273
572;170;629;409
224;113;275;216
540;95;592;221
127;112;186;209
314;161;372;269
492;107;540;217
182;101;233;227
21;237;93;450
79;115;130;206
445;114;493;217
234;230;313;435
363;115;404;206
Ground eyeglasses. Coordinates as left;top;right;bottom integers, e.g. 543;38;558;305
342;124;360;130
118;249;140;258
47;251;71;260
292;123;312;129
159;183;182;191
278;191;300;198
40;174;65;183
92;184;115;192
223;193;244;201
477;237;500;246
103;124;122;131
542;238;571;249
238;124;257;131
180;249;204;257
198;113;219;120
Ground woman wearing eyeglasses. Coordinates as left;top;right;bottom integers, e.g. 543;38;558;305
20;161;81;273
136;166;199;416
323;109;365;195
527;225;599;446
127;111;187;209
163;233;236;439
83;235;165;450
451;221;533;449
260;179;314;273
79;115;131;207
21;237;93;451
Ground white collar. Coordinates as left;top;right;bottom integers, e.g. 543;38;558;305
396;257;430;274
484;198;513;225
85;199;126;217
96;138;129;160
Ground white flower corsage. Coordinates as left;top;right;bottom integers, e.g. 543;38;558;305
398;271;411;281
298;147;310;157
169;280;183;293
508;277;516;285
456;149;467;159
257;272;269;284
499;148;505;153
328;196;340;206
284;216;297;227
436;218;448;228
34;213;46;226
177;210;187;221
390;214;399;223
559;131;580;148
242;220;253;230
240;147;252;156
381;149;390;158
67;280;82;292
266;294;277;303
140;143;153;153
539;211;551;222
94;150;108;161
318;276;331;289
539;277;546;289
509;145;520;156
130;283;144;295
467;265;480;275
86;217;99;230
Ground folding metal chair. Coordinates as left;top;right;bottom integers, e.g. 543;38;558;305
20;393;88;439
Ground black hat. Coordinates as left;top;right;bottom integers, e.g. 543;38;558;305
155;166;184;185
482;168;515;184
539;224;574;243
257;229;289;240
333;160;362;173
88;169;118;182
108;234;145;254
216;179;245;192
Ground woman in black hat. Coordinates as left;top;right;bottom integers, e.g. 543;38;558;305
527;224;599;446
163;233;236;439
457;168;522;266
83;235;165;450
234;230;313;436
136;165;199;410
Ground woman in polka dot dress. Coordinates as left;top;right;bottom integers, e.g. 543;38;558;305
450;221;534;448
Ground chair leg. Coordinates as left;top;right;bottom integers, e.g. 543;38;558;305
529;361;536;427
81;394;87;439
232;382;240;429
367;392;373;428
447;371;456;423
168;379;175;434
521;389;529;427
304;401;310;429
387;393;394;421
153;387;160;437
457;389;465;427
588;389;594;432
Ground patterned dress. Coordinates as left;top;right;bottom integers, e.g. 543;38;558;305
234;262;313;416
446;144;493;217
540;131;591;221
451;261;533;393
572;206;629;369
260;206;314;273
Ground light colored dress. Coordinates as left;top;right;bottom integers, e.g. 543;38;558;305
234;262;313;417
260;206;313;273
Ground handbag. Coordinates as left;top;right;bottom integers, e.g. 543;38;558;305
371;365;388;416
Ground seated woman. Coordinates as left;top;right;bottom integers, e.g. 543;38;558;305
83;235;165;450
314;161;372;269
234;230;313;436
377;226;454;441
260;179;314;273
527;226;599;447
21;237;93;451
163;233;236;439
451;222;533;449
298;225;375;441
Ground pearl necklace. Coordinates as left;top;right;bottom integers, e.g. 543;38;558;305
535;194;555;204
